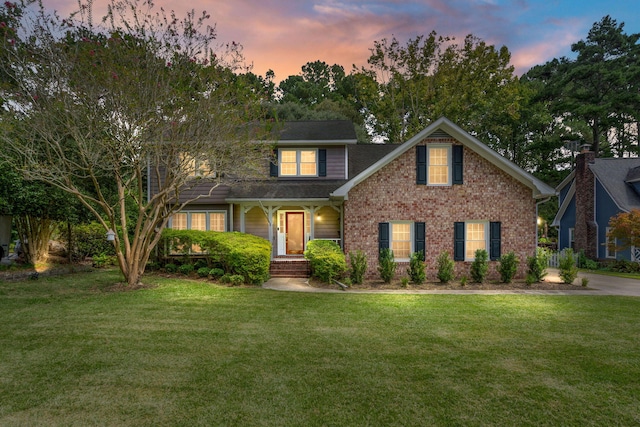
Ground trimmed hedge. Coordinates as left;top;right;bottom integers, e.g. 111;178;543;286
160;229;271;284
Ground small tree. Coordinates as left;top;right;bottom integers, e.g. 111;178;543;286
436;251;455;283
607;209;640;253
497;251;519;283
526;247;551;283
349;250;367;285
378;248;396;283
470;249;489;283
407;251;426;285
558;249;579;284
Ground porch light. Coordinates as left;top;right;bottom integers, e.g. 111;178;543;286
106;229;116;242
316;214;321;221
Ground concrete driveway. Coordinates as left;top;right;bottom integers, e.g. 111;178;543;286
263;269;640;296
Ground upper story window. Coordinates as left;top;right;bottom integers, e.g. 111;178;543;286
428;146;450;185
180;153;214;177
280;149;317;177
416;144;462;186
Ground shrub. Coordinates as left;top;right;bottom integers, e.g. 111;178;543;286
196;267;210;277
470;249;489;283
460;275;467;287
68;222;116;260
436;251;455;283
146;261;161;271
378;248;396;283
178;263;194;275
209;267;225;278
558;249;578;284
304;240;347;283
525;273;536;286
92;253;116;268
497;252;519;283
526;247;550;283
161;230;271;284
401;276;409;288
581;277;589;287
220;274;244;286
407;251;426;285
349;250;367;285
194;259;209;270
164;263;178;273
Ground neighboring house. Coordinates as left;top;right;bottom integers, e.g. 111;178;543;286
160;117;554;279
552;149;640;261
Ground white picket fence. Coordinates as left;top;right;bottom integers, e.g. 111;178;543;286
547;249;578;268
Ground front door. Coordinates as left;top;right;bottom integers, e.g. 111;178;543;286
286;212;304;254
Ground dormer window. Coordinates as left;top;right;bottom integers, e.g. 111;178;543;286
280;149;317;177
180;153;215;178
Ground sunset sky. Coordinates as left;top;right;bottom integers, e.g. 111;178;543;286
44;0;640;81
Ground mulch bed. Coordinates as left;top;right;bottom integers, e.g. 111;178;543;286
309;278;588;291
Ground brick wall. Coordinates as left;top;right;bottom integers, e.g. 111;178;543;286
343;138;537;280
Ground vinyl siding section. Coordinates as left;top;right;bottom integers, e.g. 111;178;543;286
244;206;269;240
314;206;340;239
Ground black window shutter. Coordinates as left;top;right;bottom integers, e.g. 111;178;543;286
416;145;427;185
453;145;463;185
318;149;327;177
270;149;278;177
454;222;465;261
414;222;426;261
490;222;501;261
379;222;390;256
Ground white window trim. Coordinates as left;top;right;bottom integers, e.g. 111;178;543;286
390;221;413;262
464;221;489;262
279;148;318;177
427;144;452;186
605;227;616;259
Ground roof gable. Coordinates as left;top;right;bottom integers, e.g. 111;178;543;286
331;117;555;199
589;158;640;212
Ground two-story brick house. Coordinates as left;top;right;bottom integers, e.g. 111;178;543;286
165;117;554;279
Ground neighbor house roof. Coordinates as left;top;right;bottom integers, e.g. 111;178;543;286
591;158;640;212
331;117;555;200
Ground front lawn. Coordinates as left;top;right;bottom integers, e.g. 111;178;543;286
1;270;639;426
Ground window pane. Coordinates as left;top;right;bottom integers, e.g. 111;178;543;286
209;213;225;232
428;147;449;185
392;223;411;259
465;223;486;259
300;150;317;176
171;213;187;230
191;213;206;231
280;150;297;176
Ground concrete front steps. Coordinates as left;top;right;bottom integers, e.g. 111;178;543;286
270;258;310;278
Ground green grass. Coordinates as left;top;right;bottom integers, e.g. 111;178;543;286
2;270;640;426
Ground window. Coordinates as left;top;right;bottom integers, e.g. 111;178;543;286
465;222;488;260
280;149;317;177
569;228;575;250
454;221;501;261
605;227;616;259
169;211;226;232
181;153;213;177
391;222;412;259
417;145;460;185
379;222;424;262
428;146;450;185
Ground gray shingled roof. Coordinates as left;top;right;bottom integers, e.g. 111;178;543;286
590;158;640;211
279;120;357;141
226;144;395;200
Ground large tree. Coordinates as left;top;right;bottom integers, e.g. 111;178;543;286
0;0;270;285
357;32;521;144
525;16;640;157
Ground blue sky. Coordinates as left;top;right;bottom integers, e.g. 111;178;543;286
47;0;640;81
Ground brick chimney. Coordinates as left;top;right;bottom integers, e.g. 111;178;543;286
574;148;597;259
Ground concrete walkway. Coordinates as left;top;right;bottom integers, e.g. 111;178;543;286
262;268;640;296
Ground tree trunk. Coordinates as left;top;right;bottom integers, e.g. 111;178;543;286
14;214;56;263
